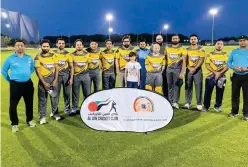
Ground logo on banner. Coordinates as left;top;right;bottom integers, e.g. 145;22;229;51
133;96;154;112
87;98;118;121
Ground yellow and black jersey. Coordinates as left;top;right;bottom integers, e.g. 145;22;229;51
205;51;228;77
115;46;136;70
100;49;115;72
145;54;166;72
34;52;57;77
52;49;73;75
165;44;187;68
86;48;101;70
186;46;205;67
71;51;91;75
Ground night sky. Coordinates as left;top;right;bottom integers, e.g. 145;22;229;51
2;0;248;39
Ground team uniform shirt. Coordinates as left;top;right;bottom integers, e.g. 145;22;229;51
100;49;116;73
71;51;91;75
205;51;229;77
145;54;166;73
115;46;136;70
52;49;73;75
86;48;101;70
165;44;187;68
34;52;57;77
186;46;205;68
125;62;141;82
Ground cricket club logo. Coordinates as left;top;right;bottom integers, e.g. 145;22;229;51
133;96;154;112
88;98;116;113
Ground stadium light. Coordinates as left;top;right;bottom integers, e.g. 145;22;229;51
106;13;114;39
5;24;10;28
108;27;113;33
209;8;218;45
163;24;169;44
1;12;8;19
106;13;113;21
163;24;169;30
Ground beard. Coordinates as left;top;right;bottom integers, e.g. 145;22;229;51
124;44;130;48
42;50;49;54
172;41;179;45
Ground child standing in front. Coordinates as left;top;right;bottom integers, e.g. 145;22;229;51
125;52;141;88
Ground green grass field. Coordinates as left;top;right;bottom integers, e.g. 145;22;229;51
1;46;248;167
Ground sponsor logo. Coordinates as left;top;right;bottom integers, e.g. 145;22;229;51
169;53;179;59
75;61;86;67
189;55;200;62
122;55;130;61
44;63;55;69
87;98;118;121
92;58;99;64
151;63;161;68
212;60;225;65
133;96;154;112
106;58;114;64
58;59;66;65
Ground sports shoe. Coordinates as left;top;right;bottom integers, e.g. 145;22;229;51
12;125;19;133
27;121;36;128
71;108;78;114
184;103;190;109
50;112;54;118
172;103;179;109
40;117;47;124
202;107;209;112
214;107;222;113
228;113;239;118
52;115;62;121
197;105;203;111
243;115;248;121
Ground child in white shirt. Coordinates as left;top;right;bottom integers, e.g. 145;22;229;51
125;52;141;88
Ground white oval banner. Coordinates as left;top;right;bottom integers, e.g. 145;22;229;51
80;88;174;132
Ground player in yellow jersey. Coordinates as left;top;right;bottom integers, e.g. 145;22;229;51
145;43;166;94
165;34;187;109
115;35;136;87
202;40;229;112
71;39;91;113
184;34;205;111
35;39;60;124
100;39;116;89
53;38;74;115
86;40;101;92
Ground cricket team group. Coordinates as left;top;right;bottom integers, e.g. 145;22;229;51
2;34;248;132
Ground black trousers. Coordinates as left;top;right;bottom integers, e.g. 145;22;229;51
9;79;34;125
231;74;248;116
162;68;168;99
203;78;225;110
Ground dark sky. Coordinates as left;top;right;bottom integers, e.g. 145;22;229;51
2;0;248;39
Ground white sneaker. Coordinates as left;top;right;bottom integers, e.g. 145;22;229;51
197;105;203;111
50;112;54;118
184;103;190;109
40;117;47;124
12;125;19;133
172;103;180;109
55;115;61;121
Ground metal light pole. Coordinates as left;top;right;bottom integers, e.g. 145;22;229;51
163;24;169;44
106;13;113;39
209;8;218;45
